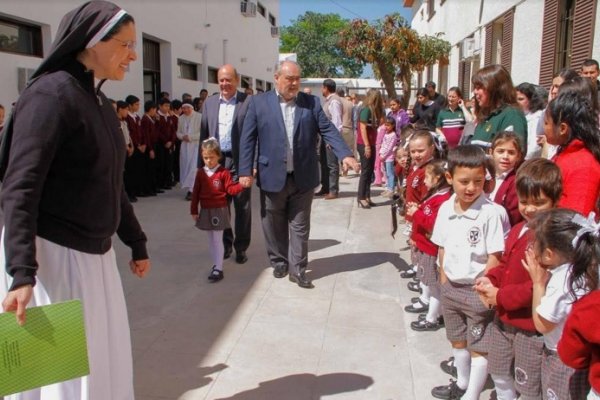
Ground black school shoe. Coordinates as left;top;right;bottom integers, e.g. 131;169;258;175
431;380;466;399
208;266;223;282
400;268;417;279
407;280;422;293
410;317;444;332
404;299;429;313
440;357;457;378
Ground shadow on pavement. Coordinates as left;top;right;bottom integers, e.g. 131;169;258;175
307;251;410;280
214;372;374;400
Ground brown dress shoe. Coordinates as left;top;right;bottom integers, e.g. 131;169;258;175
323;193;338;200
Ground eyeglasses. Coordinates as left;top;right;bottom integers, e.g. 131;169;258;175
111;37;137;50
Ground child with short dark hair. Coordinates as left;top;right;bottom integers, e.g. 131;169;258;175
476;158;562;400
191;138;244;282
430;145;507;400
523;208;596;400
489;132;525;227
405;159;452;331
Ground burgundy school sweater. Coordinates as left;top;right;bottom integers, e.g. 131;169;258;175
190;167;244;214
126;114;143;146
486;221;536;332
493;170;523;227
141;114;159;148
410;189;452;256
558;290;600;393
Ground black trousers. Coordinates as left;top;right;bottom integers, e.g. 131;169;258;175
221;152;252;253
357;143;375;200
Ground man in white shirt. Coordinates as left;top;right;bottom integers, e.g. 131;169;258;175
317;79;344;199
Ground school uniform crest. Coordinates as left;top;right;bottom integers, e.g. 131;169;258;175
470;324;483;338
514;367;528;386
468;227;482;245
423;205;432;216
212;179;222;189
411;176;420;188
211;216;220;226
546;388;558;400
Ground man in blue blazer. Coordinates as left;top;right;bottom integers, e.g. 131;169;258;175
200;64;251;264
238;60;359;288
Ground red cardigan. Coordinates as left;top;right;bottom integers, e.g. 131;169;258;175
404;161;430;222
411;189;452;256
555;139;600;216
558;290;600;393
486;221;536;332
493;170;523;227
190;167;243;214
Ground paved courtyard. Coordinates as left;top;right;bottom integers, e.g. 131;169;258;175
112;174;494;400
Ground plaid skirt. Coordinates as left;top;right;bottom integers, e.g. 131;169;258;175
196;207;231;231
415;249;438;286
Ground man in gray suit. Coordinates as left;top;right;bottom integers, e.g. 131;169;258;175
200;64;251;264
238;61;359;288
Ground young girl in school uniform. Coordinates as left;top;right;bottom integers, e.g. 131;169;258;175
522;208;597;400
402;130;437;283
405;159;452;331
191;138;243;282
489;132;525;227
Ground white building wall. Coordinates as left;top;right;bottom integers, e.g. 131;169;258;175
594;0;600;61
0;0;279;107
408;0;551;93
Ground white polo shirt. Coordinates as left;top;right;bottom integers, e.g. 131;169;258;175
431;193;506;284
536;263;584;351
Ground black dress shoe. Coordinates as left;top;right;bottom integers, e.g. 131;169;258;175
273;265;288;278
235;251;248;264
314;189;328;196
185;191;192;201
155;189;165;194
224;247;233;259
289;271;314;288
128;195;138;203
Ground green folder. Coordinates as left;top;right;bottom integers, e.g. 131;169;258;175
0;299;90;396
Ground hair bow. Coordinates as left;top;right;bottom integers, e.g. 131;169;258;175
571;212;600;248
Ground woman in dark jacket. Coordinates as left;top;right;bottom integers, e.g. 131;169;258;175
0;2;149;398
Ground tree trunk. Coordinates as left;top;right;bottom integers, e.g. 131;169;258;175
376;60;397;100
399;71;412;110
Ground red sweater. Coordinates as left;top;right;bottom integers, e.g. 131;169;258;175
404;161;430;222
141;114;159;148
410;189;452;256
190;167;243;214
157;113;176;146
486;221;536;332
558;290;600;393
126;114;143;146
493;170;523;227
555;139;600;216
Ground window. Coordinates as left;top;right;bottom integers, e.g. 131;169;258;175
266;82;273;91
555;0;575;71
0;16;42;57
208;67;219;84
257;2;266;17
255;79;264;91
484;8;514;72
240;75;252;89
178;59;198;81
268;13;276;27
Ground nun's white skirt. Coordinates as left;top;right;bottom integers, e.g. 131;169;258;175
0;230;134;400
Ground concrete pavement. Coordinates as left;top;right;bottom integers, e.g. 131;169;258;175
114;174;493;400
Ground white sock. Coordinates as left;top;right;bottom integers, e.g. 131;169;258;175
419;283;431;305
463;355;489;400
412;264;418;272
207;230;224;270
492;374;517;400
453;348;471;390
426;296;441;323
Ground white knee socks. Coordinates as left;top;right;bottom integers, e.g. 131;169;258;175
492;374;517;400
463;355;488;400
453;348;471;390
207;230;224;270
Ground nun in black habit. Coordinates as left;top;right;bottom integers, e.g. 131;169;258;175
0;2;150;398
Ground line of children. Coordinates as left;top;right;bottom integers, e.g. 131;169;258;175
404;159;452;331
430;145;507;400
190;138;243;282
475;158;562;400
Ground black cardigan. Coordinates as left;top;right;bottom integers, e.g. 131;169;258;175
1;60;148;290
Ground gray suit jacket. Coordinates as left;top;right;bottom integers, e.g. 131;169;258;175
199;90;249;167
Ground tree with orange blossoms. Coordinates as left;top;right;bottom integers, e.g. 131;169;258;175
339;13;451;108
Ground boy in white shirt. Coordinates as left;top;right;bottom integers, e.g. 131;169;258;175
430;145;506;400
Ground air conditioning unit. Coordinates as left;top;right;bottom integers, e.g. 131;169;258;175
17;67;36;94
461;38;476;59
240;1;257;17
270;26;279;37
